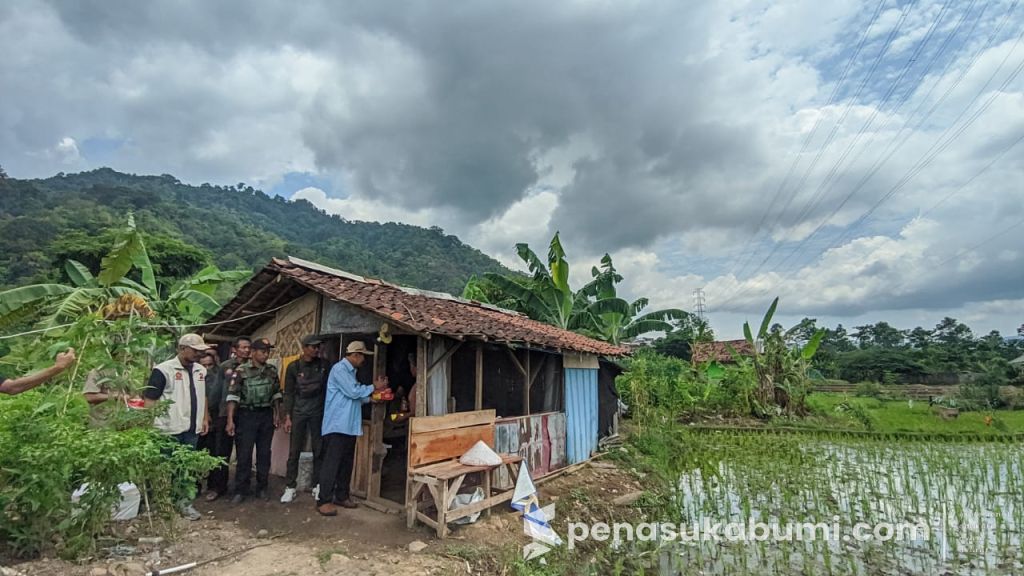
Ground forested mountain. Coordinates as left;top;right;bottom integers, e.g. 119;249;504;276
0;168;511;294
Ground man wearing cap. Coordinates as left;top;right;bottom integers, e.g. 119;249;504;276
280;334;330;504
225;337;282;503
143;333;212;521
316;340;389;516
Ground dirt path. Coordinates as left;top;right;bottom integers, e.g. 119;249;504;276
4;458;642;576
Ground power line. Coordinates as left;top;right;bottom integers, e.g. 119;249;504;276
738;0;993;286
729;0;921;286
722;0;890;282
718;5;1024;309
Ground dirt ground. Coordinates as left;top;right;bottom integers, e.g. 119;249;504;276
3;455;642;576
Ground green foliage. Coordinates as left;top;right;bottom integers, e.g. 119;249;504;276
853;381;883;398
484;241;688;344
957;360;1013;411
743;297;825;417
0;168;511;295
616;349;753;420
0;389;217;558
835;349;929;383
484;233;580;329
652;316;714;360
0;216;247;328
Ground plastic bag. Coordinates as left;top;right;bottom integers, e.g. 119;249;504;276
297;451;315;490
448;487;485;525
71;482;141;521
459;440;502;466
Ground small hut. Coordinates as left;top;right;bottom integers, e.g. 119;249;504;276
203;257;628;513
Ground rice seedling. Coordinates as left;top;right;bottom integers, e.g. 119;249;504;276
659;430;1023;575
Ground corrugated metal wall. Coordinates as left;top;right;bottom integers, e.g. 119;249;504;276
564;367;599;464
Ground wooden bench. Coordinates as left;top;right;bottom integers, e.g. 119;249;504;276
406;409;523;538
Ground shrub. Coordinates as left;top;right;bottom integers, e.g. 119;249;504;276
957;361;1010;411
997;386;1024;410
854;381;883;398
616;349;754;420
0;387;218;559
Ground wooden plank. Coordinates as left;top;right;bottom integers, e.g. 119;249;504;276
363;496;403;514
351;421;370;498
368;343;386;499
415;337;428;417
410;409;496;434
523;350;531;416
444;489;517;522
528;354;545;389
474;343;483;411
408;425;495;468
427;340;462;379
506;347;527;376
416;511;439;530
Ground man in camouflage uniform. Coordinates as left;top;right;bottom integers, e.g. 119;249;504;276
226;338;282;503
280;334;330;504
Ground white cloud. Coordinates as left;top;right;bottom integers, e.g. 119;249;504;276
0;0;1021;337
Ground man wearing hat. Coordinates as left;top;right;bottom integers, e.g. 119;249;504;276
316;340;389;516
143;333;213;521
280;334;330;504
225;337;283;503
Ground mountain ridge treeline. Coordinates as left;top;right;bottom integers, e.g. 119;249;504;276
0;167;512;294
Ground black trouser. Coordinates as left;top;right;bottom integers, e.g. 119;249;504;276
198;415;232;494
286;408;323;489
234;408;274;495
317;433;357;504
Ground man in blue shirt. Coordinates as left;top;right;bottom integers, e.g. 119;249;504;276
316;340;388;516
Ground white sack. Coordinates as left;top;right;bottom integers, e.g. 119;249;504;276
459;440;502;466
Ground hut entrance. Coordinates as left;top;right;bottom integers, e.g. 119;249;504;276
379;335;417;504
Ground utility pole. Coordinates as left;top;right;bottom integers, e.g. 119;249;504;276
693;288;706;321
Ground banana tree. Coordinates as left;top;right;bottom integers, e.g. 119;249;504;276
483;232;581;329
0;216;156;327
743;297;825;416
0;215;248;328
574;254;689;345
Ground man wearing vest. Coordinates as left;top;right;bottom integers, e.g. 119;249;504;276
226;337;282;503
280;334;329;504
143;333;212;521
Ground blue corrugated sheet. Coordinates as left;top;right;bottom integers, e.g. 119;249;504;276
564;368;598;464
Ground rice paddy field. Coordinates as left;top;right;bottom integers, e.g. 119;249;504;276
661;430;1024;575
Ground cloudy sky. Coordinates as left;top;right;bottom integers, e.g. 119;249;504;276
2;0;1023;338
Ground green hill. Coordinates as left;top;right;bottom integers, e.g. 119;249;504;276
0;168;511;294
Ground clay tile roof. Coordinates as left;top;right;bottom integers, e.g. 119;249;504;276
691;339;755;363
209;257;628;356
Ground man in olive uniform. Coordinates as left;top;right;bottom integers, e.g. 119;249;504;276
225;338;282;503
280;334;329;504
220;336;252;383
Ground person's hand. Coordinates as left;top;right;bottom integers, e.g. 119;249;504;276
54;348;76;370
283;415;292;434
200;419;209;436
226;420;236;437
273;412;281;429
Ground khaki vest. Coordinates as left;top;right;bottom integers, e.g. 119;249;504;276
152;357;207;435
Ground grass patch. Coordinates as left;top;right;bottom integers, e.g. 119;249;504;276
314;546;348;568
806;392;1024;435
